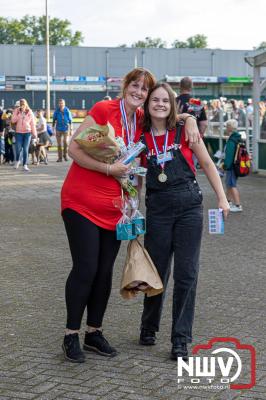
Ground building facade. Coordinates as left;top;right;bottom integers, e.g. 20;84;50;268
0;45;266;109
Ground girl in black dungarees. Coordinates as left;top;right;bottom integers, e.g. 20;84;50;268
139;83;230;360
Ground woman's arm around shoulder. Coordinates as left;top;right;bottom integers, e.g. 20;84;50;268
191;139;230;218
177;114;200;144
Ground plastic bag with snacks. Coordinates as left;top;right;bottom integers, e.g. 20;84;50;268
114;197;136;241
129;197;145;235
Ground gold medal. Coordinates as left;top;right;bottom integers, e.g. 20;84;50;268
158;172;167;182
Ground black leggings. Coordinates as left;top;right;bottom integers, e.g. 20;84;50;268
62;208;121;330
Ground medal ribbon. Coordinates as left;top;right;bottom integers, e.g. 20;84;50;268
150;128;169;171
120;99;136;147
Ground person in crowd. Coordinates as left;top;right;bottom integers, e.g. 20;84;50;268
138;83;229;360
36;109;50;165
246;99;253;127
60;67;200;363
0;107;5;164
223;119;243;212
53;99;73;162
0;111;4;164
0;107;3;134
11;99;37;172
3;109;14;164
236;100;246;128
176;77;208;137
103;95;112;101
176;77;208;169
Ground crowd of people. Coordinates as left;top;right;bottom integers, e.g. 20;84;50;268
203;96;266;139
0;98;73;170
0;93;262;170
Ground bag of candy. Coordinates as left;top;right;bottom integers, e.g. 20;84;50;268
114;196;136;241
129;197;145;235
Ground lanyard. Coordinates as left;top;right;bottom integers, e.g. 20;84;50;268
150;128;169;169
120;99;136;147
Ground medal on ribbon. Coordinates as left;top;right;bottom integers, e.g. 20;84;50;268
151;128;171;183
120;99;136;148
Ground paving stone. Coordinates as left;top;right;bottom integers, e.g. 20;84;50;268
0;153;265;400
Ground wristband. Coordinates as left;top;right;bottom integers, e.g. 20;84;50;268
106;164;112;176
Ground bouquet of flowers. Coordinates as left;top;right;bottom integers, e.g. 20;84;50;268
75;122;146;199
74;123;121;163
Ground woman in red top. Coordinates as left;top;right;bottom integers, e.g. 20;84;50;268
61;68;200;363
138;83;230;361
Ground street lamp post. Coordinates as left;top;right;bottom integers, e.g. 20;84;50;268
105;50;110;96
141;50;145;67
46;0;50;121
52;51;56;109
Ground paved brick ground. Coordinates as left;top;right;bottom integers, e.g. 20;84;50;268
0;153;265;400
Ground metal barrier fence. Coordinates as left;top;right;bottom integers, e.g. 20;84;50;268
204;108;253;156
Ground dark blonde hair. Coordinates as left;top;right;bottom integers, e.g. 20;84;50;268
120;68;156;98
143;82;177;132
20;98;31;112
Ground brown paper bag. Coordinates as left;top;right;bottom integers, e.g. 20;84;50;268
74;123;121;163
120;238;164;299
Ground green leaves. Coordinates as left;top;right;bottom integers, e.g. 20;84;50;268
120;34;208;49
172;34;208;48
132;37;167;48
0;15;84;46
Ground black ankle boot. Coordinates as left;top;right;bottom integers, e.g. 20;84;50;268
171;343;188;361
83;330;117;357
139;328;156;345
62;333;85;363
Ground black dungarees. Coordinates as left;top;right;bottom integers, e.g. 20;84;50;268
141;125;203;345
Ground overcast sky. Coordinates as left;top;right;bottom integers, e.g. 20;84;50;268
1;0;265;50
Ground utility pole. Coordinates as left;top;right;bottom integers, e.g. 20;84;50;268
46;0;50;121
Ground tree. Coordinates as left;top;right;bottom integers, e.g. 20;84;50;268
132;36;167;48
0;15;84;46
171;39;189;48
172;34;208;49
256;41;266;50
187;34;208;48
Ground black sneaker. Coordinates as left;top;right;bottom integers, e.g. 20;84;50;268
171;343;188;361
56;158;62;162
83;330;117;357
62;333;85;363
139;329;156;345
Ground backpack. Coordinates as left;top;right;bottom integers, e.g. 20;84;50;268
233;141;251;177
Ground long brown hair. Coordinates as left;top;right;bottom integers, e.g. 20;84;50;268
120;67;156;98
143;82;177;132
